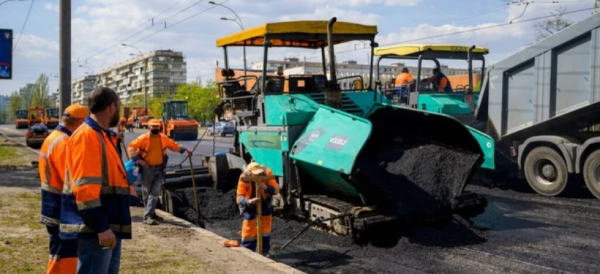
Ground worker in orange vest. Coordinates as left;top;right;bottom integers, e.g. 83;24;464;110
60;87;133;273
128;119;192;225
426;68;453;93
39;104;89;274
394;67;414;87
236;162;280;256
394;67;414;97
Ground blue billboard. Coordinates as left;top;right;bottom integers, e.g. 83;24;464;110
0;29;12;80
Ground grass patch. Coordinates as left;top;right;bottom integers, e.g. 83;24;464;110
0;145;19;158
0;190;222;274
0;191;47;273
0;145;30;166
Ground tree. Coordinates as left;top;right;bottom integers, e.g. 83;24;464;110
148;93;170;119
0;109;7;124
173;81;220;125
535;8;572;41
8;91;22;122
31;73;52;108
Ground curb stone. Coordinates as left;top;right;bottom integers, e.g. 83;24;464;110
154;209;306;274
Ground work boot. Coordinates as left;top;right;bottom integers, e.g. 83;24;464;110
143;216;160;225
151;214;164;222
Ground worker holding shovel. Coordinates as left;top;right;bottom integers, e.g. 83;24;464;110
128;119;193;225
236;162;279;256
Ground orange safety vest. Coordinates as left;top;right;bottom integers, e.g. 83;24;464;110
127;132;185;164
236;168;280;209
39;126;71;227
236;167;279;242
60;117;132;240
394;72;414;87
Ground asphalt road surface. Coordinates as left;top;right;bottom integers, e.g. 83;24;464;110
0;124;233;166
3;123;600;274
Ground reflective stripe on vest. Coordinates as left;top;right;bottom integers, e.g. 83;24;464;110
42;133;68;191
59;223;132;234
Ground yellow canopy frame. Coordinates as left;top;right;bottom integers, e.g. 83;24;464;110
216;21;378;48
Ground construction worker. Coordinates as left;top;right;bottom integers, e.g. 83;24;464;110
394;67;414;87
394;67;414;97
39;104;89;274
128;119;192;225
60;87;132;273
236;162;280;255
426;68;453;93
118;117;127;133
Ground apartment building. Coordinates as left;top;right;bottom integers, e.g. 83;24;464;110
94;50;187;103
252;58;474;82
71;75;97;106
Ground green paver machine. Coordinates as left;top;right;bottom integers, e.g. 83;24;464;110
199;18;490;239
374;44;495;170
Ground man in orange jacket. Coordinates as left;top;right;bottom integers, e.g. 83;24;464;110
60;87;132;273
39;104;88;274
128;119;192;225
236;162;280;255
426;68;453;93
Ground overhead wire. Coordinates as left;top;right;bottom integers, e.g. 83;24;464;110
76;0;207;64
304;0;566;60
302;6;594;60
88;0;230;64
13;0;34;52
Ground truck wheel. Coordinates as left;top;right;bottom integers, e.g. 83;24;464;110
524;147;568;196
583;150;600;200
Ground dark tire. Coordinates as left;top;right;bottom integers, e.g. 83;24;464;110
583;149;600;200
524;147;569;196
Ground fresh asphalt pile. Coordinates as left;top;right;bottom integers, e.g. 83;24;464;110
356;140;480;220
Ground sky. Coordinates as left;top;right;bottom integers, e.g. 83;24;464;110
0;0;597;96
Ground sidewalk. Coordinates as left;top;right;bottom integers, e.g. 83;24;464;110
0;171;303;274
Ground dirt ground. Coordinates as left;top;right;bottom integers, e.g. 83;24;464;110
0;136;300;274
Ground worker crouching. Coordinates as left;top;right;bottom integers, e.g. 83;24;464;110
236;163;280;255
128;119;192;225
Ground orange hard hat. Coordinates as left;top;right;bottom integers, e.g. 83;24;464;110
63;104;89;119
148;119;161;127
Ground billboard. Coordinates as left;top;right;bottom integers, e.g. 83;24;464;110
0;29;12;80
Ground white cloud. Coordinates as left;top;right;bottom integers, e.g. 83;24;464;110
279;5;380;25
43;2;59;12
14;35;59;59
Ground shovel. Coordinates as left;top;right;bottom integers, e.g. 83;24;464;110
188;157;205;228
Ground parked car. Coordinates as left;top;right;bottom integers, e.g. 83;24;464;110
206;121;235;137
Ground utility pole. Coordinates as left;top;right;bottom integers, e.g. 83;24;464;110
59;0;71;116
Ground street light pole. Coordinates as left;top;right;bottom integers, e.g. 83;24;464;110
59;0;71;115
210;1;247;87
122;43;148;112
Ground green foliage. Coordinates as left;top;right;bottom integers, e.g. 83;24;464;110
128;94;145;108
535;8;572;42
173;81;220;123
474;80;482;92
8;91;22;121
149;93;170;119
31;73;52;108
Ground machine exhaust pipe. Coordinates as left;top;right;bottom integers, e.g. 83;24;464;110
465;45;476;112
326;17;341;109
